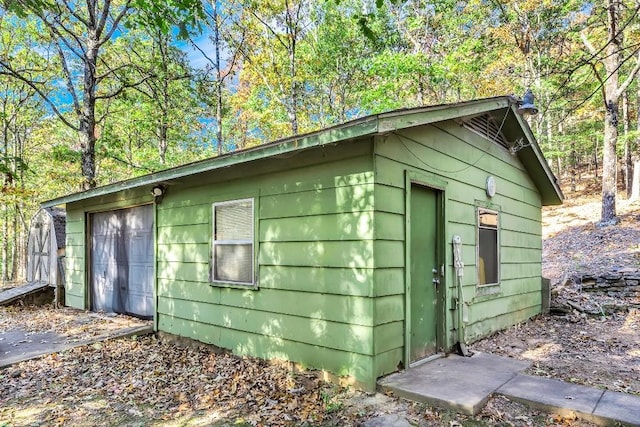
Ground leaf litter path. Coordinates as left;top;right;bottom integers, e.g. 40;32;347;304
0;333;591;427
0;305;151;367
1;307;593;426
542;194;640;281
2;192;632;426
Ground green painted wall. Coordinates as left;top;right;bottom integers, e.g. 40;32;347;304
64;208;85;309
153;140;382;390
371;120;543;379
63;117;547;390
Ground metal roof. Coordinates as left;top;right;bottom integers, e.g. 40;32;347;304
42;96;563;208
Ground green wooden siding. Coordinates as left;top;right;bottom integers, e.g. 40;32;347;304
371;121;544;378
157;297;373;354
153;141;380;389
64;217;84;308
61;113;549;390
157;314;375;387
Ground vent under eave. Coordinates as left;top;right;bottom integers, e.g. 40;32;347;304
460;114;509;149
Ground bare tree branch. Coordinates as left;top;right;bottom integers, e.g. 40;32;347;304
581;31;598;56
0;63;79;131
85;0;97;26
98;0;132;46
102;152;155;172
95;0;111;38
94;61;133;84
615;48;640;99
589;61;608;107
249;9;289;51
55;41;81;115
36;11;87;60
59;0;90;27
94;73;156;100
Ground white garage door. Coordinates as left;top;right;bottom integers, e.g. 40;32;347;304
90;205;154;319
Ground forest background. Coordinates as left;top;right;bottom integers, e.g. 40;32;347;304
1;0;640;283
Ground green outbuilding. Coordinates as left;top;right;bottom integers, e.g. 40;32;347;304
42;96;562;391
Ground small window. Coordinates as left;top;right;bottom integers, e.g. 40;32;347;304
212;198;254;285
477;208;499;285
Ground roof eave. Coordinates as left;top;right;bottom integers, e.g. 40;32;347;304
510;106;564;205
42;96;561;208
41;116;380;208
378;97;511;133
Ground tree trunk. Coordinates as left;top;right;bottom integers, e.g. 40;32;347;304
555;115;563;180
80;34;99;190
1;103;8;284
601;104;619;225
213;0;223;155
158;31;169;164
288;41;298;134
11;204;18;281
2;205;7;284
635;64;640;199
594;137;599;179
158;120;168;164
16;134;25;282
622;90;632;198
285;0;299;135
631;160;640;200
570;140;577;192
545;116;560;180
599;0;621;226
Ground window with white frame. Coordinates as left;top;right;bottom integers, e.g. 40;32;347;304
212;198;254;285
477;208;499;286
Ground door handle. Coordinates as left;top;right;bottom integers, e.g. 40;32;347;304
432;268;439;285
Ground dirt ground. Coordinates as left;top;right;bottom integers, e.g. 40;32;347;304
1;191;637;426
473;193;640;398
0;314;601;426
0;318;592;427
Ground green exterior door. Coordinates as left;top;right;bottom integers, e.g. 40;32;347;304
409;184;440;363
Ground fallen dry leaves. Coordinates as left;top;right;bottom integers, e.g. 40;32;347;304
542;195;640;283
1;189;635;426
0;305;149;343
472;310;640;396
0;334;349;426
0;311;597;427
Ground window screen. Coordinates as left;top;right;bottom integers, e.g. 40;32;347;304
477;208;499;285
212;199;254;284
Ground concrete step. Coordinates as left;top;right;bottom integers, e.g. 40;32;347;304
378;352;640;425
377;352;530;415
499;374;640;426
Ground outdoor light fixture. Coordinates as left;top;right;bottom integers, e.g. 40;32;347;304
485;176;496;197
151;184;166;204
516;88;539;116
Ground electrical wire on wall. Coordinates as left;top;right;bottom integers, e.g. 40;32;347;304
391;107;511;175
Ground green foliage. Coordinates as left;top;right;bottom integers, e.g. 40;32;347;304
129;0;205;38
0;0;639;213
320;389;344;414
0;155;28;177
1;0;51;17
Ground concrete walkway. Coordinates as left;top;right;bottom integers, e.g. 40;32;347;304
0;282;50;306
378;352;640;426
0;325;153;368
